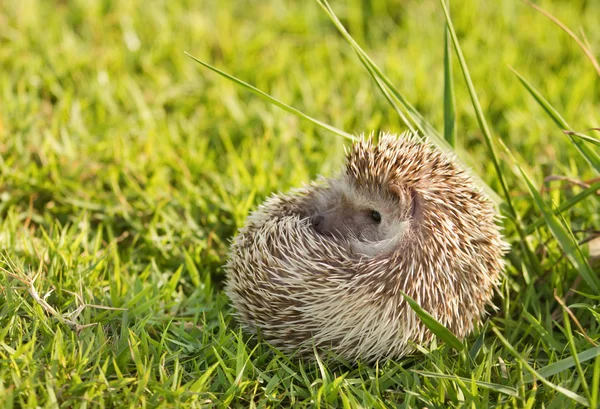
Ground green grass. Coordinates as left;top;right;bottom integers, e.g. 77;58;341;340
1;0;599;407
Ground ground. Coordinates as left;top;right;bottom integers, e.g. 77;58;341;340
0;0;599;407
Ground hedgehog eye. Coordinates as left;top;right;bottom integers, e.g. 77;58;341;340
369;210;382;223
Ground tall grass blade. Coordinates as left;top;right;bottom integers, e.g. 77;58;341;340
591;354;600;409
443;5;456;147
565;131;600;148
439;0;544;276
185;52;356;141
357;52;416;135
316;0;430;136
522;311;563;351
559;308;591;401
510;68;600;174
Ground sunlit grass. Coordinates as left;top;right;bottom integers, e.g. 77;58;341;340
0;0;599;407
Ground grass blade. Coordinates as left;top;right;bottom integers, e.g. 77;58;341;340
401;291;463;351
439;0;513;213
492;327;589;407
357;52;416;135
184;52;356;141
443;7;456;147
413;370;518;397
510;68;568;128
565;131;600;148
524;181;600;235
591;354;600;409
510;67;600;174
522;311;563;351
499;140;600;293
522;345;600;383
187;363;219;393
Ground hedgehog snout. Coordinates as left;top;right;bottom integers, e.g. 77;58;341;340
311;215;324;232
310;211;345;238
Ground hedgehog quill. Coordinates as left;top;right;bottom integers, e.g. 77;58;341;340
225;132;507;362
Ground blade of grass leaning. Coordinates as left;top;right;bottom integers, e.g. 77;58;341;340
443;3;456;148
499;139;600;293
357;52;416;135
317;0;501;206
565;131;600;147
439;0;543;275
522;311;563;351
187;362;219;393
510;67;600;174
523;0;600;77
401;291;463;351
316;0;431;136
492;327;590;407
413;371;518;397
184;52;356;141
522;345;600;383
524;181;600;235
439;0;513;213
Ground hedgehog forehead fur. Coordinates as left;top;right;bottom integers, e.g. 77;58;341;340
347;133;466;196
225;131;508;362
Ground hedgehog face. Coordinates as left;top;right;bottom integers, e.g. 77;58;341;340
310;176;413;256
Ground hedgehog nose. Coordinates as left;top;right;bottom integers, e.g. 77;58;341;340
311;215;324;231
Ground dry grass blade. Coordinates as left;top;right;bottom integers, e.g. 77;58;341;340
1;264;93;331
554;289;598;347
524;0;600;77
1;253;125;332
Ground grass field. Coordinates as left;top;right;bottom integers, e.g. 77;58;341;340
1;0;599;407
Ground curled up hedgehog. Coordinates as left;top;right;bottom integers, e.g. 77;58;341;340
225;132;507;362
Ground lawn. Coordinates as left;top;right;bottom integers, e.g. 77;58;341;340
1;0;599;407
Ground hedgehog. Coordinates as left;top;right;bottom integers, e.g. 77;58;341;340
225;132;507;362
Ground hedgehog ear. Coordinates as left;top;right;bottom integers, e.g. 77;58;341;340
388;183;404;198
390;184;420;218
